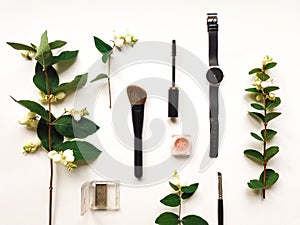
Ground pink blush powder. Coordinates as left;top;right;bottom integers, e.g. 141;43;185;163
171;135;191;156
174;137;189;152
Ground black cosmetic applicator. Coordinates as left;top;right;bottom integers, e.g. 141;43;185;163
127;85;147;178
168;40;179;121
218;172;224;225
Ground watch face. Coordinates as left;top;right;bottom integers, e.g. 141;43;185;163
206;67;224;84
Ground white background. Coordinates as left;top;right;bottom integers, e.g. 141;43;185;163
1;0;300;225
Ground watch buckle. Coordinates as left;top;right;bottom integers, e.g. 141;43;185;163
207;13;218;32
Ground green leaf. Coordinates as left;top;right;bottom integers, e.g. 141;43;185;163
251;103;264;110
261;129;277;141
54;115;99;138
244;149;264;164
6;42;36;52
49;40;67;50
11;97;48;120
264;62;277;70
55;140;101;162
249;68;262;75
247;179;264;190
33;62;59;94
102;50;112;63
245;88;261;94
182;215;209;225
53;73;87;94
265;112;281;123
90;73;108;83
248;111;265;123
52;50;78;64
259;169;279;188
264;86;279;94
265;146;279;162
257;73;270;81
35;31;53;69
181;192;195;200
155;212;179;225
266;97;281;109
169;182;179;191
93;36;113;54
37;118;64;151
160;193;181;207
181;183;199;194
250;132;263;141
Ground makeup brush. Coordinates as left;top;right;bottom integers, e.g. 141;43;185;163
218;172;224;225
127;85;147;178
168;40;179;121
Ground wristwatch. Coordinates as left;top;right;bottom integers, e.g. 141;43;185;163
206;13;224;158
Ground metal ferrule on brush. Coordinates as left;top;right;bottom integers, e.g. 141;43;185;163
218;172;223;199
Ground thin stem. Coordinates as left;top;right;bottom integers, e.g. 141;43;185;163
107;55;112;108
49;159;53;225
178;193;182;225
44;68;53;225
262;95;267;199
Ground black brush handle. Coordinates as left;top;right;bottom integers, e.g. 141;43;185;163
218;199;223;225
131;104;144;178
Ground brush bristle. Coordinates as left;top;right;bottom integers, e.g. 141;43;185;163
172;40;176;57
127;85;147;105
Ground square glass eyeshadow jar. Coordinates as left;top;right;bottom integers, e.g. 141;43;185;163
81;180;120;215
171;134;192;157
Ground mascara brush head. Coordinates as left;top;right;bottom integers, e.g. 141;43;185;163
172;40;176;57
127;85;147;105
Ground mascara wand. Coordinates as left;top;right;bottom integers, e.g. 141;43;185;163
168;40;179;121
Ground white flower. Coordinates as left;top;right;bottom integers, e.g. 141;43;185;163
39;91;65;104
125;35;132;43
48;150;58;159
114;38;124;48
21;51;35;60
73;114;81;122
23;137;41;153
63;149;74;156
68;108;89;122
52;153;62;163
62;150;75;163
262;55;272;66
268;92;276;101
256;94;262;102
255;80;261;86
65;155;75;163
49;149;77;171
19;112;38;128
55;92;66;100
113;30;137;48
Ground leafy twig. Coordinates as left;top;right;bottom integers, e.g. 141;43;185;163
92;30;138;108
7;31;101;225
244;55;281;199
155;172;208;225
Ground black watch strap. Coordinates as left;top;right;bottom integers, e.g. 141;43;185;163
207;13;221;158
207;13;219;67
209;86;219;157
